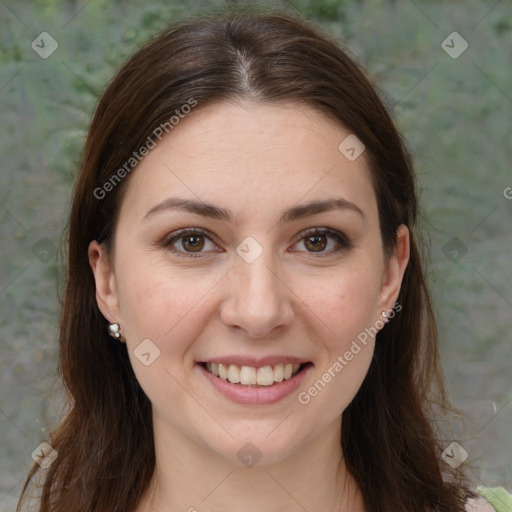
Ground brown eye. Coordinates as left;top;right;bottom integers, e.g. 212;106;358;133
181;234;205;252
292;228;352;256
304;234;327;252
164;228;218;258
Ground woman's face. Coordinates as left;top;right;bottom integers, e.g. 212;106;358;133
89;99;409;466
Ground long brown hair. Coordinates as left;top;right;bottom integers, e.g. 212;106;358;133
18;7;474;511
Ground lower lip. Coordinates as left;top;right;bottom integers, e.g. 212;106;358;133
196;363;313;405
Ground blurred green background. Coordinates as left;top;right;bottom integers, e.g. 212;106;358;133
1;0;511;509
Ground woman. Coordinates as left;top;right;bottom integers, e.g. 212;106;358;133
17;7;510;512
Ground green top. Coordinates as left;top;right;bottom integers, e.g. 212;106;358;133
476;487;512;512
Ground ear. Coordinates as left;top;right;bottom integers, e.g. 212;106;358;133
88;240;121;323
377;224;410;314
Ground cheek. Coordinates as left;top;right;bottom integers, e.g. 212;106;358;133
293;265;380;412
116;266;215;403
300;262;382;338
115;259;217;354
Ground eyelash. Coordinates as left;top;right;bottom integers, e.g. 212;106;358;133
162;227;352;259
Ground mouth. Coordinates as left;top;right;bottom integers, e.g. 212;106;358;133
199;361;313;387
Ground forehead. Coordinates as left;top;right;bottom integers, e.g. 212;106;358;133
118;99;377;226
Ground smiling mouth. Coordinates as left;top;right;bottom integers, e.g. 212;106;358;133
200;362;312;387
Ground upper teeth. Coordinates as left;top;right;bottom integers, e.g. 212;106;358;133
205;362;301;386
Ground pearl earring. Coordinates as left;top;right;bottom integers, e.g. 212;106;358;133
108;322;125;342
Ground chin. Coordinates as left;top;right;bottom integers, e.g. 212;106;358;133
200;421;313;468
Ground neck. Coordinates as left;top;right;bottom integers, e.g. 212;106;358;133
138;414;364;512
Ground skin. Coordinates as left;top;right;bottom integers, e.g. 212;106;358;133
89;99;410;512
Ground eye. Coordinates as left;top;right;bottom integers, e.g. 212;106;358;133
162;227;352;259
163;228;219;258
291;227;352;256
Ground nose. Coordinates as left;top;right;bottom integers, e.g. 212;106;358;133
219;250;294;338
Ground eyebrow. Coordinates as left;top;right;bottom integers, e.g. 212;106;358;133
143;196;365;223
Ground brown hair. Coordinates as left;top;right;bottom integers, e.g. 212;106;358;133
18;7;474;511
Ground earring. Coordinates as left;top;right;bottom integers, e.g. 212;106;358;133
381;311;389;322
108;322;125;342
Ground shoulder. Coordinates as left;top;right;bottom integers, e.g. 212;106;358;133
465;496;496;512
465;486;512;512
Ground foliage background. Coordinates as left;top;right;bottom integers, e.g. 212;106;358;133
0;0;510;509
